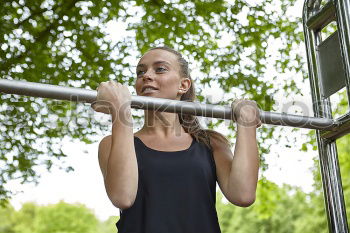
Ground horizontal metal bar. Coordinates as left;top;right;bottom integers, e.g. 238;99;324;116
0;79;336;130
321;112;350;140
306;0;336;30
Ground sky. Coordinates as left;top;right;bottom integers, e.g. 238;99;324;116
6;0;323;222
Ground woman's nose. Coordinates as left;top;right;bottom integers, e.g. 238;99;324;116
142;70;155;80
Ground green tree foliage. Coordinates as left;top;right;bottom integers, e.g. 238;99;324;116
337;134;350;223
0;201;119;233
293;191;328;233
216;178;310;233
11;202;38;233
0;202;16;233
33;201;98;233
1;0;305;202
97;216;120;233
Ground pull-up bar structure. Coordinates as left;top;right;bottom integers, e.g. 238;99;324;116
303;0;350;232
0;78;336;130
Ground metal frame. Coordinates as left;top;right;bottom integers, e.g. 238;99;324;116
303;0;350;232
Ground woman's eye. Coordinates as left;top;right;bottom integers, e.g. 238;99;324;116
156;67;167;72
137;70;145;76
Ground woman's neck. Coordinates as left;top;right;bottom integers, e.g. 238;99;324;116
140;110;186;138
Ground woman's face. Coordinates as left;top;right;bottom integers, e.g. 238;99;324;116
135;49;190;100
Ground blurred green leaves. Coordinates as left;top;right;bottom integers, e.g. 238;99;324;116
216;178;324;233
0;201;119;233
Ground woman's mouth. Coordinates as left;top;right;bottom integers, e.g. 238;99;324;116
142;87;158;93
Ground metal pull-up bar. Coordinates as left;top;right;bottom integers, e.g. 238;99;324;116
0;79;335;130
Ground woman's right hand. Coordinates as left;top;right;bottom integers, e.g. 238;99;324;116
91;80;132;115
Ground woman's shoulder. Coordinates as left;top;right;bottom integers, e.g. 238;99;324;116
204;129;231;151
134;129;149;138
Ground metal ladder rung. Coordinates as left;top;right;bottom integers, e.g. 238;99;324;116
321;112;350;140
307;0;336;30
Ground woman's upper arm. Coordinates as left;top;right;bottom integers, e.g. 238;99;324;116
98;135;112;180
210;134;235;202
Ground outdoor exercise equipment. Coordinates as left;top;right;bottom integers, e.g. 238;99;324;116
0;78;335;130
0;0;349;232
303;0;350;232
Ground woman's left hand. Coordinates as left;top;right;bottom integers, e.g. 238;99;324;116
231;99;262;128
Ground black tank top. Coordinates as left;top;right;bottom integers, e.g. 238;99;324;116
116;136;221;233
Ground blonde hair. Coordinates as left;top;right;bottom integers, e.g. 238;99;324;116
148;46;231;150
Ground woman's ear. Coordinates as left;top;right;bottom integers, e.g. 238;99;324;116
179;78;191;93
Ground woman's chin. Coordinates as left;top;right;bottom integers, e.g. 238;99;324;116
140;89;158;95
137;92;177;100
141;92;157;96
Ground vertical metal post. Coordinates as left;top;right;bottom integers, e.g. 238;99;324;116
303;1;349;233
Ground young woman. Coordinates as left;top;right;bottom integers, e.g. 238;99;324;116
91;46;261;233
